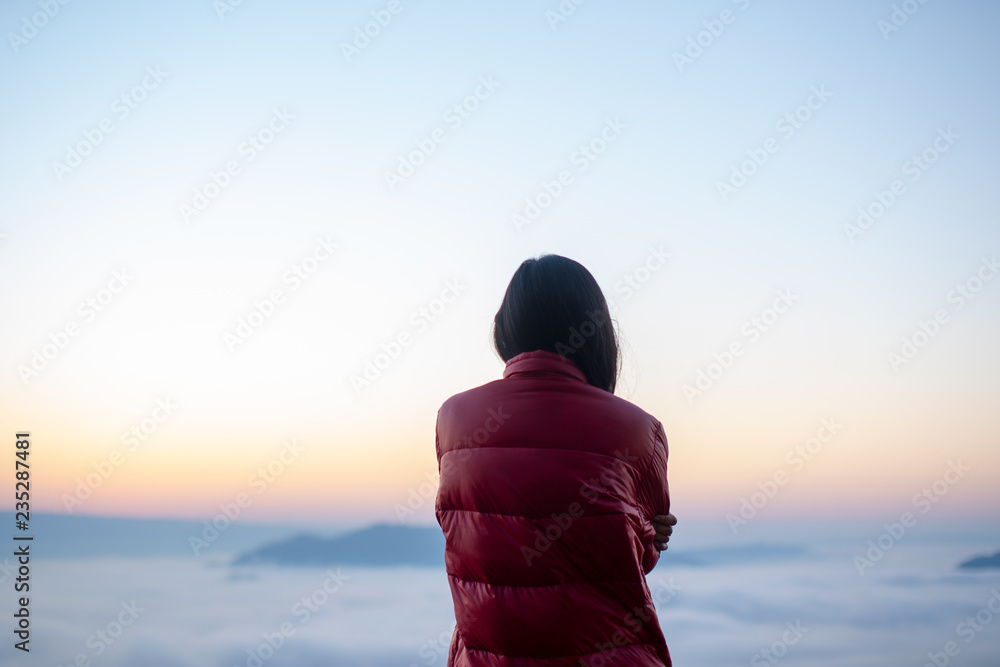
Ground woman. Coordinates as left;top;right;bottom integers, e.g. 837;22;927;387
434;254;675;666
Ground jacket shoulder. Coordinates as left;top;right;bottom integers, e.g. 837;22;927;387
437;378;505;416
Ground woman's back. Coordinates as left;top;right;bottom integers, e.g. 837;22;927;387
435;349;671;666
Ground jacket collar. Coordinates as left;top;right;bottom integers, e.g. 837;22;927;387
503;349;587;383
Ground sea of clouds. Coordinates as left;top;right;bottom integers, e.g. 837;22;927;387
5;525;999;667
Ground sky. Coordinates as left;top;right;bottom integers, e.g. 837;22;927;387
0;0;998;529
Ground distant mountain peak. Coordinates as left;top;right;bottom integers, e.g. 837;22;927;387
232;523;446;568
959;550;1000;570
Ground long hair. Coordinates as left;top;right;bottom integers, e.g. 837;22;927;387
492;254;620;393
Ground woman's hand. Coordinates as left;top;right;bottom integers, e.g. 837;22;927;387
652;513;676;551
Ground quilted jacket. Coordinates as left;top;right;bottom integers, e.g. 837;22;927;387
435;349;671;666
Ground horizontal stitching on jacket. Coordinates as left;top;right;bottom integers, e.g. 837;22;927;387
459;637;665;662
447;574;647;589
440;444;647;474
438;508;640;519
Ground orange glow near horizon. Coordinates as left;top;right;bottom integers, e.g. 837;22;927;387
19;408;999;525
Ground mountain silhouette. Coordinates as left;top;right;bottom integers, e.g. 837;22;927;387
959;550;1000;570
232;523;446;567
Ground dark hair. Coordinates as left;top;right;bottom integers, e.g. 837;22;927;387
492;254;620;393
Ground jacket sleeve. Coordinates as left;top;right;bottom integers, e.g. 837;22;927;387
434;410;444;527
636;421;670;575
435;411;441;475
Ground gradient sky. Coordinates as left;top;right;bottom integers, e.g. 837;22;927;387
1;0;998;528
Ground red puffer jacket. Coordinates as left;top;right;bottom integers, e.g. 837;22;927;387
435;349;671;666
